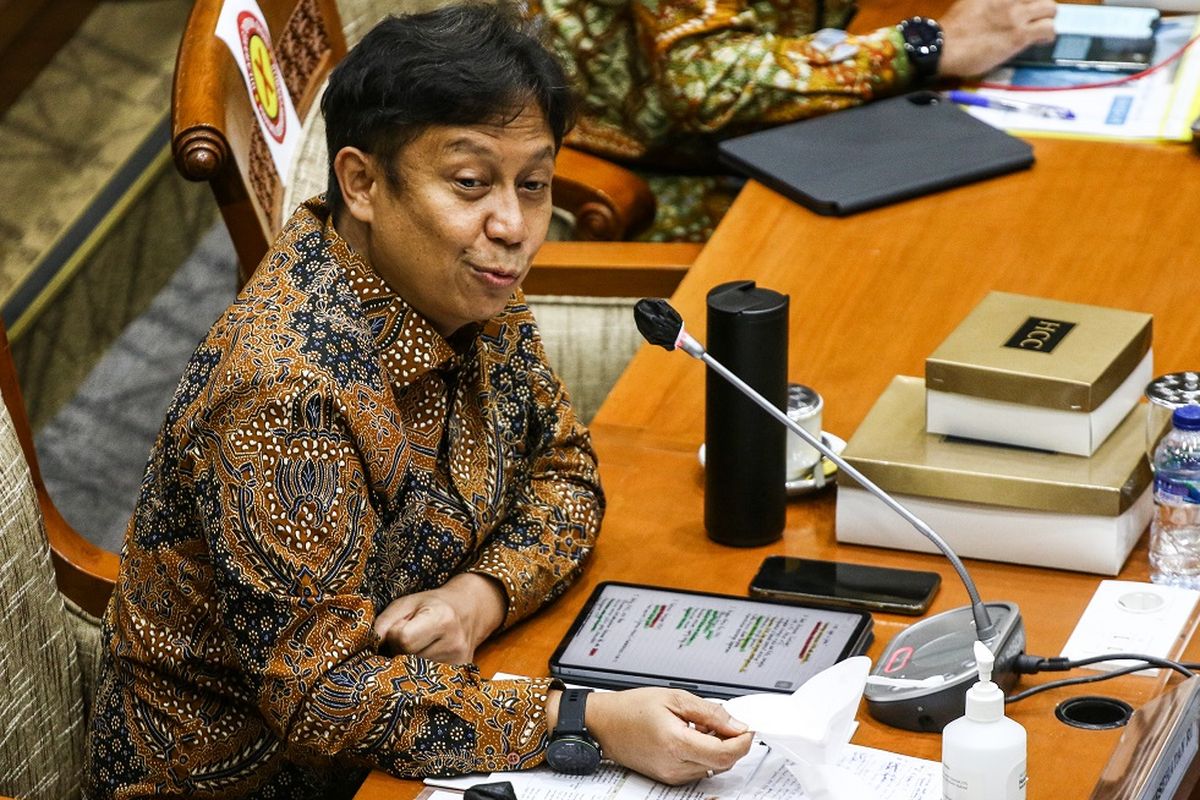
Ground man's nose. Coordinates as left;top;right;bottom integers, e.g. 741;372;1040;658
484;188;526;246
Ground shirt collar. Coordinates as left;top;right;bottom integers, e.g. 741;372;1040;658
306;196;462;389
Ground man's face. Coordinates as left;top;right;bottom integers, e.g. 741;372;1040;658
358;104;555;337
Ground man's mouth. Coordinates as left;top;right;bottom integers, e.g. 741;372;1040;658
469;262;522;286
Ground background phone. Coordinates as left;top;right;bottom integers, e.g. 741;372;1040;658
749;556;940;615
1008;34;1156;73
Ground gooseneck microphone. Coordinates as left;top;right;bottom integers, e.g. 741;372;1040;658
634;298;1026;732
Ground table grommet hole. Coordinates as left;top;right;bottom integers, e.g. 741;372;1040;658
1054;696;1133;730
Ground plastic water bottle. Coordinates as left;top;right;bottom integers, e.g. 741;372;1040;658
1150;405;1200;587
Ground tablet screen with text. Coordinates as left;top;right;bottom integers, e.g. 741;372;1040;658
549;582;873;698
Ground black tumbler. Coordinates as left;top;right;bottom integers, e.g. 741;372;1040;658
705;281;789;546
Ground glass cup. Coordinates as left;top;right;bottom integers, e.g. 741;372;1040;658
1145;372;1200;468
786;384;824;481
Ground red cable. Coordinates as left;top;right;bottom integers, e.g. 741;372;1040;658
975;31;1200;92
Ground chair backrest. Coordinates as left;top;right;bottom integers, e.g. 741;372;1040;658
173;0;655;284
173;0;347;284
0;322;110;800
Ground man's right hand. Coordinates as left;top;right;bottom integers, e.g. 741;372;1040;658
547;687;754;785
937;0;1057;78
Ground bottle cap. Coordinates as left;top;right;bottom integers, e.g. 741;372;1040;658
1172;405;1200;431
965;640;1005;722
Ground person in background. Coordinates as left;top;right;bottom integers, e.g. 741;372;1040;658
338;0;1054;240
535;0;1057;166
84;6;751;799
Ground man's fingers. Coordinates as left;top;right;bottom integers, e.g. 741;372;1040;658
390;607;445;652
680;728;755;771
373;595;420;636
1026;18;1056;44
671;693;749;739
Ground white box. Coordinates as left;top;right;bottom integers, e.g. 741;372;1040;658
836;484;1151;575
837;376;1154;574
925;292;1153;456
926;348;1153;457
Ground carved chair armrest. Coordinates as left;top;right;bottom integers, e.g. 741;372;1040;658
552;147;656;242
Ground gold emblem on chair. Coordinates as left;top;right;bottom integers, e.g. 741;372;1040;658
237;11;288;144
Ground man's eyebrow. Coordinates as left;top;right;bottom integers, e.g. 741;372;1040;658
443;138;494;157
442;139;556;164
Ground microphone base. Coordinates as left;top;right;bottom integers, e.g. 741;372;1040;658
864;602;1026;732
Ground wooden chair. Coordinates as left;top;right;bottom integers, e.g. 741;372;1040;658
0;320;118;798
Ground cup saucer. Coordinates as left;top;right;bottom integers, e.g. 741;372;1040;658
698;433;847;497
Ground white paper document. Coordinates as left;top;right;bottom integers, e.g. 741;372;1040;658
961;14;1200;141
442;742;940;800
1054;4;1159;37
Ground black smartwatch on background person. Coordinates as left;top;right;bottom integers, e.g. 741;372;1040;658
545;688;603;775
897;16;944;82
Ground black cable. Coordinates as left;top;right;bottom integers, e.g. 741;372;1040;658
1006;653;1195;705
1006;662;1165;704
1014;652;1194;679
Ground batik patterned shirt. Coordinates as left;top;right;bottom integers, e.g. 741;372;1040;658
533;0;913;162
85;197;603;799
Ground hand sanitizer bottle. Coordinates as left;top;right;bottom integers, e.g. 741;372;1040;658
941;640;1027;799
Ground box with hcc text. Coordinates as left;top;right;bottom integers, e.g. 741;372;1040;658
925;292;1152;456
837;377;1153;575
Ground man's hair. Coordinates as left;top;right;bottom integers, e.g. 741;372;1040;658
321;3;575;216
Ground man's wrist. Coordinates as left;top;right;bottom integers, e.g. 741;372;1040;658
448;572;507;644
546;688;603;774
897;16;945;82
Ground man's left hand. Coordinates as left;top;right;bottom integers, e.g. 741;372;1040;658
373;573;507;663
938;0;1057;78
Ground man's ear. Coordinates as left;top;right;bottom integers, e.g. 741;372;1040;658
333;147;377;224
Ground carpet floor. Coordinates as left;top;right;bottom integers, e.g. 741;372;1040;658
34;222;238;554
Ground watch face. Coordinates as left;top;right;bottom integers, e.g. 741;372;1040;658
546;736;602;775
904;21;940;50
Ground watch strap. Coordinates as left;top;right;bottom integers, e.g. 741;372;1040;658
555;688;592;737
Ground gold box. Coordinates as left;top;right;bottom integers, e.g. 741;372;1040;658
836;376;1153;574
925;292;1153;456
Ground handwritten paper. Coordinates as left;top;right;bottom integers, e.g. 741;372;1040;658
432;741;940;800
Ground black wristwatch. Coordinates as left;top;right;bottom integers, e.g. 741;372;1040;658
897;16;944;82
545;688;602;775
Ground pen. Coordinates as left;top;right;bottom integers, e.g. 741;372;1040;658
946;90;1076;121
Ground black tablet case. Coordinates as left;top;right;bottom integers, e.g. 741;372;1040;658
717;91;1035;216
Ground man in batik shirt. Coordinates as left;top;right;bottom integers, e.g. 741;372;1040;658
85;7;752;799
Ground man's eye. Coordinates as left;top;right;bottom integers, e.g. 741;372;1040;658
522;180;549;193
456;177;486;190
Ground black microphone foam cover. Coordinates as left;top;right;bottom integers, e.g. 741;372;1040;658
634;298;683;350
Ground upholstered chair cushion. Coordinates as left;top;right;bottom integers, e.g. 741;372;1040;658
62;597;104;722
0;401;86;800
523;296;640;423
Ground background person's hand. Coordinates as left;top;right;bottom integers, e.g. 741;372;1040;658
372;573;506;663
937;0;1057;78
568;687;754;785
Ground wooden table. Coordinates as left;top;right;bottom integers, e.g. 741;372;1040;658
356;132;1200;798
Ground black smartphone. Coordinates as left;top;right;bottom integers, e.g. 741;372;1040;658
749;556;940;615
1008;34;1155;73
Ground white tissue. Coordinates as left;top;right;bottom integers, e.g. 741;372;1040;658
725;656;873;800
